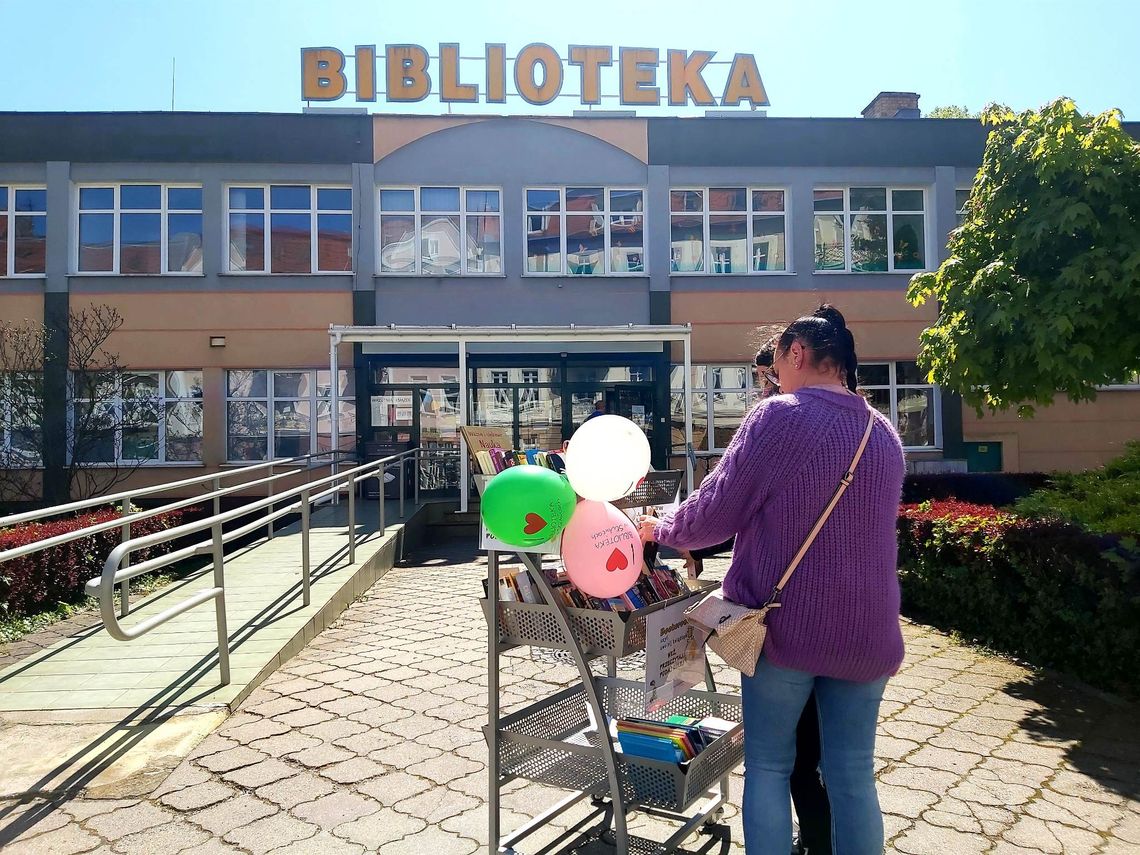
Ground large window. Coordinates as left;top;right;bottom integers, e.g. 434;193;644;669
525;187;645;275
226;369;356;462
77;185;202;274
858;361;940;449
70;370;203;464
227;185;351;274
670;188;787;274
670;364;754;453
379;187;501;275
813;187;926;273
0;372;42;464
1;187;47;276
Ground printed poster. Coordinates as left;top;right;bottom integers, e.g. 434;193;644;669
644;598;708;712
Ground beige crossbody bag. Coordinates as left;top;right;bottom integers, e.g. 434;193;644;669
684;410;876;677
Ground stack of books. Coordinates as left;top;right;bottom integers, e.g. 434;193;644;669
541;560;690;613
473;447;567;475
614;714;732;764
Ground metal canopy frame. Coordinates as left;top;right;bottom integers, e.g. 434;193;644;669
329;324;695;511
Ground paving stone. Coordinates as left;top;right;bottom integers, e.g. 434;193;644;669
223;811;319;854
196;746;267;774
293;791;383;827
403;754;483;786
332;806;426;848
245;696;306;718
274;708;335;728
110;817;210;854
221;718;293;744
286;744;357;769
876;783;939;819
255;772;337;810
319;696;376;716
59;799;142;822
369;741;442;769
293;686;351;706
189;793;278;835
151;764;213;797
392;785;479;824
317;757;389;784
248;731;324;757
356;770;434;806
879;765;961;796
374;825;478;855
905;745;982;776
222;758;297;788
267;830;365;854
4;824;103;854
84;802;176;840
894;822;992;854
300;718;370;743
159;781;238;812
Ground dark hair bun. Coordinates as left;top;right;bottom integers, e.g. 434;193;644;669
813;303;848;332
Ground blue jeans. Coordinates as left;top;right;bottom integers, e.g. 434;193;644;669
740;657;887;855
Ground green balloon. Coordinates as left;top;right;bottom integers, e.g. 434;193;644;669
481;467;578;547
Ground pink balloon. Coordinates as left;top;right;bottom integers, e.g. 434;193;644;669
560;501;642;599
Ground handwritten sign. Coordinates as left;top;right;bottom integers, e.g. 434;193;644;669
459;425;512;462
644;598;708;712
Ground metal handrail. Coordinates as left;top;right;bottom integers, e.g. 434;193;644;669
87;447;455;686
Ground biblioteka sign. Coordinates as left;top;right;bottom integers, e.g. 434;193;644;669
301;45;769;108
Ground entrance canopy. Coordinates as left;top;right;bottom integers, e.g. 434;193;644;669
328;324;695;510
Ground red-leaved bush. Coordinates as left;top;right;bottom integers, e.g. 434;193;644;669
0;508;188;616
899;499;1009;523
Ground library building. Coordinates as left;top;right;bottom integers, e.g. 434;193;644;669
3;86;1140;502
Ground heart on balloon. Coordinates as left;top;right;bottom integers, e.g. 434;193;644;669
523;513;548;535
605;548;628;573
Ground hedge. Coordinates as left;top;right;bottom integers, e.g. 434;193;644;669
902;472;1052;507
0;508;188;616
897;500;1140;698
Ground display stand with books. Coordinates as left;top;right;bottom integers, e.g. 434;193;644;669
483;471;746;854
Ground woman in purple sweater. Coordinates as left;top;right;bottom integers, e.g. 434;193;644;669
641;306;905;854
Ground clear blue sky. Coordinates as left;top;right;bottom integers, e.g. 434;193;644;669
1;0;1136;118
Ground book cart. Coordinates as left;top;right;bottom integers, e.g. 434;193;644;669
483;472;746;854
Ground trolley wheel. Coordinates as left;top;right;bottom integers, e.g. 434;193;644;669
701;808;725;830
590;795;610;808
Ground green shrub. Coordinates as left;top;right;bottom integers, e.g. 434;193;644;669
898;501;1140;698
1014;442;1140;537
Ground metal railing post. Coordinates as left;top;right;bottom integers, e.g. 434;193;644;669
347;473;356;566
211;518;231;686
378;464;386;534
414;448;420;506
212;477;221;516
119;494;132;618
266;463;275;540
300;488;311;607
399;457;406;519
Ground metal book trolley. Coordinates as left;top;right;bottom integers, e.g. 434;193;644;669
483;470;746;854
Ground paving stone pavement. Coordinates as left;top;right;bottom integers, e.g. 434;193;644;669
0;542;1137;854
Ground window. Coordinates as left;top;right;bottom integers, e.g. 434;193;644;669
76;185;202;275
813;187;926;273
525;187;645;275
955;188;971;228
226;369;356;462
227;185;351;274
670;364;754;453
0;372;42;464
669;188;787;274
858;361;940;449
69;370;203;464
1;187;46;276
379;187;501;275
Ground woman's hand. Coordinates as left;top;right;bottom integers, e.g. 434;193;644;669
637;514;660;543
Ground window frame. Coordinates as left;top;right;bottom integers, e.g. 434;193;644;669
955;187;971;229
669;186;791;276
523;186;648;277
73;183;204;276
225;368;356;463
225;184;353;275
813;186;929;275
0;185;48;278
377;185;503;277
0;371;43;465
671;363;755;454
858;361;942;451
67;370;204;466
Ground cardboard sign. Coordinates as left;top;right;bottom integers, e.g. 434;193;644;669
460;425;512;461
644;598;708;712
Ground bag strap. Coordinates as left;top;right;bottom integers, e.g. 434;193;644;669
763;408;876;607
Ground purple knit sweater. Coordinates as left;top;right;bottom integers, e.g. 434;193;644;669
656;387;906;682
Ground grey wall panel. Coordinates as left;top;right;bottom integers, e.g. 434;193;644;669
375;278;649;326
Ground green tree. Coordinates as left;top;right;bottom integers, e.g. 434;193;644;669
926;105;976;118
907;98;1140;416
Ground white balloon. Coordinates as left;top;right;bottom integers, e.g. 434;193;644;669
565;415;651;502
